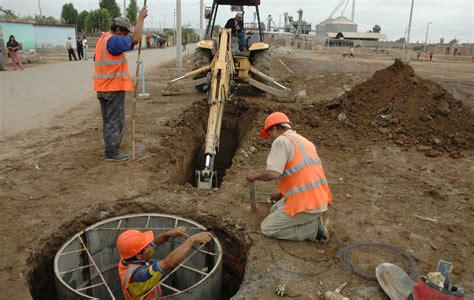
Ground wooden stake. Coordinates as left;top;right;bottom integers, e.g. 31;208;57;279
132;0;147;160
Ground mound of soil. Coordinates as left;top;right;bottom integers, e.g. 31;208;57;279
324;59;474;156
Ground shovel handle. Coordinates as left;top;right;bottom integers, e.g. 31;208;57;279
249;181;257;211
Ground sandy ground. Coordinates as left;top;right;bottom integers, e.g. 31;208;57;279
0;47;473;299
0;45;194;136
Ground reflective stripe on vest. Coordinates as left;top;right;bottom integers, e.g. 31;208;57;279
95;72;130;79
276;131;332;216
121;264;160;300
93;32;133;92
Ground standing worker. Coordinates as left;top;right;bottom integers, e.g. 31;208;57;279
82;36;88;61
349;47;355;58
76;36;83;60
246;112;332;243
66;37;77;61
93;7;148;161
117;228;213;299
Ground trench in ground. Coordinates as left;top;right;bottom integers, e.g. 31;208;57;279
185;101;257;187
27;203;249;299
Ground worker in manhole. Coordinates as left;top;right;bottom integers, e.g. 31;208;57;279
246;112;332;243
117;228;213;299
93;7;148;162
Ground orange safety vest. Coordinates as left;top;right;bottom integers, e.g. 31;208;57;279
94;32;134;92
118;259;161;300
276;131;332;217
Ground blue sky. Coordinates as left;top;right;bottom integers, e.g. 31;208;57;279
2;0;473;42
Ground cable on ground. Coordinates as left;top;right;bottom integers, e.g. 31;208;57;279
339;242;418;281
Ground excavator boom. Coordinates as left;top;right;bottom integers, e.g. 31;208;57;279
196;29;234;189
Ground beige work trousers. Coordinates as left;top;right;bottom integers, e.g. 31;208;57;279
260;199;320;241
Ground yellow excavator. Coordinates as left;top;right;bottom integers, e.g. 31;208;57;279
165;0;290;189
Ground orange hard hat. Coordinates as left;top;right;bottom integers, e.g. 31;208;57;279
117;229;154;259
259;112;292;138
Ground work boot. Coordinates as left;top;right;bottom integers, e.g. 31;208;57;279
316;216;329;244
105;152;129;162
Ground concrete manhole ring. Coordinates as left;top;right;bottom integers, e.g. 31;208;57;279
54;213;223;299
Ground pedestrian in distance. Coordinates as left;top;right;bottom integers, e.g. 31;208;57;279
182;39;187;52
429;50;434;61
0;36;6;71
93;7;148;162
246;112;332;243
6;35;24;70
66;37;77;61
76;36;83;60
82;36;88;61
117;228;213;299
349;47;355;58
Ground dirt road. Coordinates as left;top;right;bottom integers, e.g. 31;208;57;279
0;46;194;137
0;48;472;299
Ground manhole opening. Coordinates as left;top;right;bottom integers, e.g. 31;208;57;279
27;210;248;300
187;102;256;187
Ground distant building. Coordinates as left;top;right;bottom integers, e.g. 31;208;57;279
316;16;357;37
328;32;388;41
0;19;77;50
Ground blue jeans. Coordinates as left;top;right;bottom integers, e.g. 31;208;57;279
97;91;125;157
237;31;246;50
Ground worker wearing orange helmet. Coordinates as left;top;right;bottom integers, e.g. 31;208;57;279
246;112;332;243
117;228;213;299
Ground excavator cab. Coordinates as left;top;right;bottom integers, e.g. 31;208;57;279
194;0;273;94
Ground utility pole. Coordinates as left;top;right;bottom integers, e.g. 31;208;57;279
199;0;204;31
423;22;432;53
351;0;355;22
38;0;43;16
176;0;182;68
123;0;126;17
402;0;415;62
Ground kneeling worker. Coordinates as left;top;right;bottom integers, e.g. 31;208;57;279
246;112;332;243
117;227;213;299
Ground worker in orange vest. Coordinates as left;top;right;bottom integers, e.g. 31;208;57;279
93;8;147;161
117;228;213;299
246;112;332;243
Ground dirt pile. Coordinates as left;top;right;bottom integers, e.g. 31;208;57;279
325;59;474;157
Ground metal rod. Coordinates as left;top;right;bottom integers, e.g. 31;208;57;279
160;282;181;293
59;263;94;275
76;282;105;292
87;227;202;231
181;264;208;276
145;215;151;230
78;236;115;298
170;75;186;83
256;5;263;42
272;80;289;90
60;248;85;256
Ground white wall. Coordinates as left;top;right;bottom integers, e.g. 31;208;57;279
34;25;77;49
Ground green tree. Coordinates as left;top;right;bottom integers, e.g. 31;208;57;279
77;10;89;33
85;8;111;33
99;0;121;19
2;9;18;19
372;24;381;33
126;0;139;25
61;3;78;24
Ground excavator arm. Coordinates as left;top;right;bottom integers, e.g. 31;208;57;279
196;29;234;189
